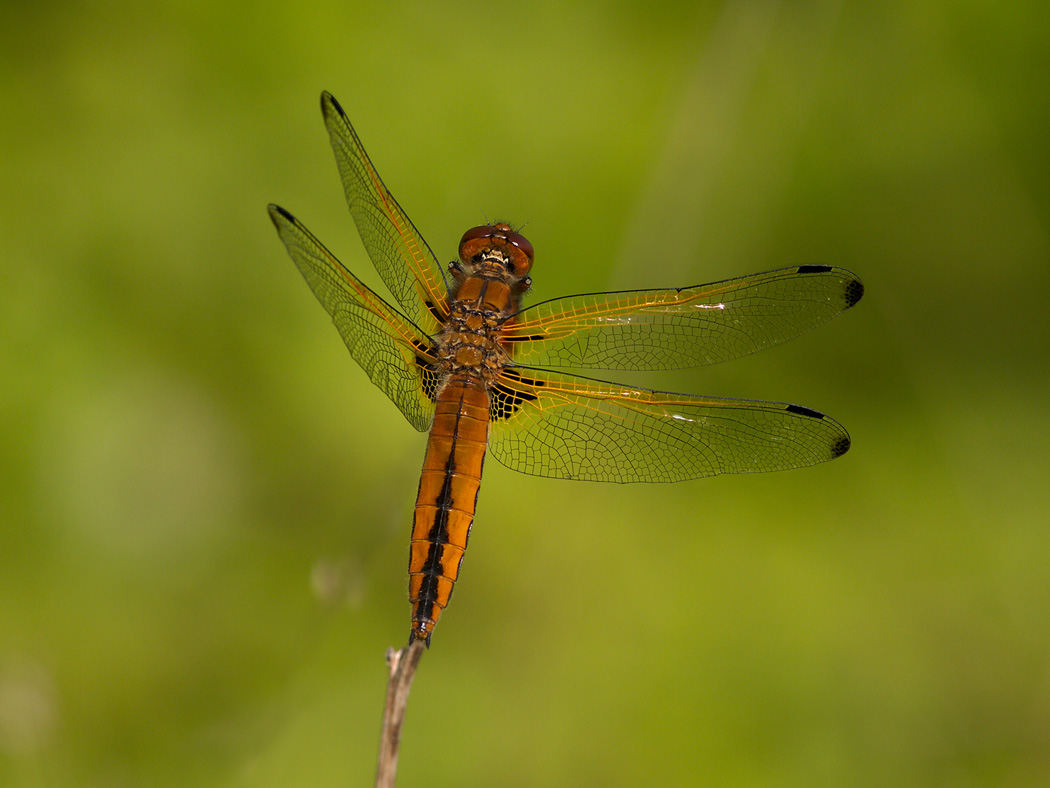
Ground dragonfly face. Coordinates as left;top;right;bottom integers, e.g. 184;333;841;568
268;92;864;645
457;223;534;281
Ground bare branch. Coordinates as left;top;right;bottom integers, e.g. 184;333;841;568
375;639;426;788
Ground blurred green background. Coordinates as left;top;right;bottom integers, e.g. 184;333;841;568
2;0;1048;786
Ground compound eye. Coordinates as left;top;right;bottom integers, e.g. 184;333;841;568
503;228;534;265
458;225;497;264
490;223;534;275
459;225;498;248
458;223;535;276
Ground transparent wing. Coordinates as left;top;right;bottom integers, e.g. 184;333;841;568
503;265;864;370
269;204;437;431
320;92;450;337
488;366;850;483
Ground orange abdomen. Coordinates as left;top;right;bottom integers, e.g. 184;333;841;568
409;377;490;642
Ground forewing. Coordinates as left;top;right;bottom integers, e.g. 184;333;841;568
320;92;450;336
503;265;864;370
488;366;850;483
269;204;437;431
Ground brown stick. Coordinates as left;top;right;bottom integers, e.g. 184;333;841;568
374;639;426;788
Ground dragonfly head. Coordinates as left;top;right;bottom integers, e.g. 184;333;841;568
458;224;534;284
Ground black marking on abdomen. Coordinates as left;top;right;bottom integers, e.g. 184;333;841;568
415;451;455;624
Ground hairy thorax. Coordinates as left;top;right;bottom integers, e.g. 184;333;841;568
437;276;516;386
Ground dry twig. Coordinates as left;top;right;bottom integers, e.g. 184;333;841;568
374;639;426;788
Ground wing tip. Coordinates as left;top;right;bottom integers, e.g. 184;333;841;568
830;434;851;459
796;264;865;310
267;203;297;230
321;91;347;121
785;404;852;460
844;277;865;309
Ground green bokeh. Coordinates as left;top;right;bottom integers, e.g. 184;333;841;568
2;1;1048;786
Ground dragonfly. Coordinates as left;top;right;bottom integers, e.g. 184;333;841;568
268;92;864;645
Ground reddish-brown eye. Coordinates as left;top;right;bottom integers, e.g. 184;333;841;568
491;223;534;275
503;228;534;264
460;225;498;247
459;223;534;276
